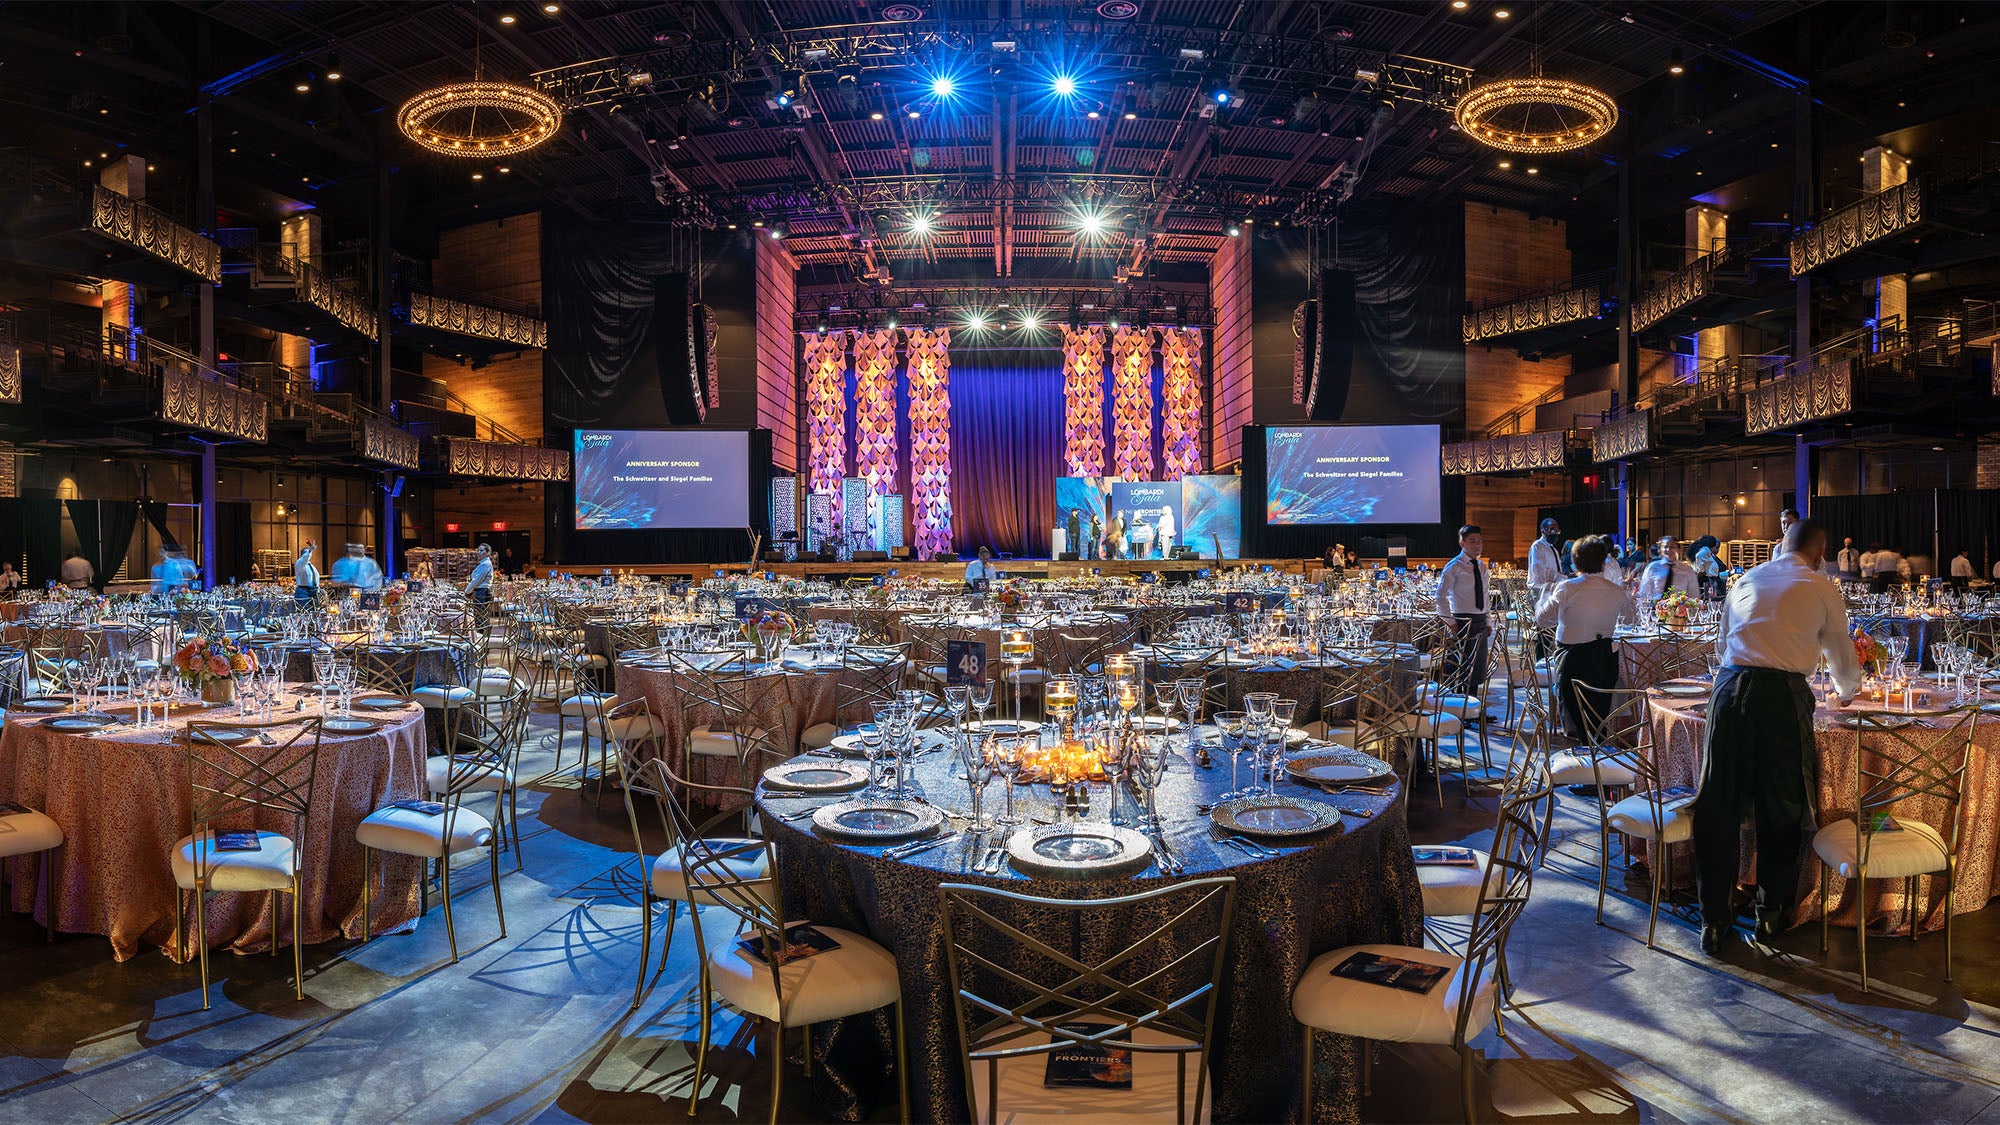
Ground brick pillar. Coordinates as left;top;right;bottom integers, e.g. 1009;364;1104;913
1977;438;2000;491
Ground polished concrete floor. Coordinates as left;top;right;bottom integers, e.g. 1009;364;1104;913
2;709;1998;1124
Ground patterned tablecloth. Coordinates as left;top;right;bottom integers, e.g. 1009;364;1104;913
1137;645;1421;718
1647;686;2000;931
755;728;1422;1125
1615;630;1714;691
0;698;429;960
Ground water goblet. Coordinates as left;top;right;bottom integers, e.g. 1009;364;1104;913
993;737;1024;826
969;678;994;729
1175;677;1204;755
1267;698;1299;788
1215;709;1250;800
1093;724;1127;827
961;735;996;832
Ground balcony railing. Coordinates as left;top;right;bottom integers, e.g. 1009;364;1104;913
90;186;223;284
1461;271;1611;344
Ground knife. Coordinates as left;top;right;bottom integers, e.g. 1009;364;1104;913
886;831;959;860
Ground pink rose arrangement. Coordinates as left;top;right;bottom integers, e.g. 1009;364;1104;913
173;636;258;685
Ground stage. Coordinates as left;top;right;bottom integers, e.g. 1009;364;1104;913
521;557;1446;582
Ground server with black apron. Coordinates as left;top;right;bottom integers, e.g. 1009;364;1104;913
1695;518;1862;953
1534;536;1636;740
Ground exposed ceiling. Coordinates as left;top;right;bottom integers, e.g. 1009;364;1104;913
3;1;1996;288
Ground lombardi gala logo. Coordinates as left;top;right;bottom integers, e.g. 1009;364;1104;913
1270;429;1303;446
578;432;613;450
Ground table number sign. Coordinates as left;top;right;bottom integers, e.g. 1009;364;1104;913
946;639;989;685
735;595;776;621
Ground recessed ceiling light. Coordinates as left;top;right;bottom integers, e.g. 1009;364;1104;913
1497;159;1512;169
147;164;155;171
497;165;511;173
870;110;885;120
500;13;517;24
1494;7;1510;17
908;109;921;118
1451;0;1467;8
471;172;484;180
1526;166;1539;174
543;2;560;13
1123;111;1137;120
99;152;108;159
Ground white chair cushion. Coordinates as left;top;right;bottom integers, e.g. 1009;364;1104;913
426;756;514;794
171;831;298;892
559;692;612;717
651;837;774;905
689;726;776;757
581;653;611;669
1416;685;1483;719
1304;721;1358;747
1417;849;1501;918
966;1024;1215;1124
592;711;667;742
0;808;63;857
413;684;473;710
1293;943;1495;1045
472;671;521;697
356;804;494;857
1548;753;1637;787
799;721;839;750
1813;818;1950;880
1606;792;1695;844
706;923;900;1027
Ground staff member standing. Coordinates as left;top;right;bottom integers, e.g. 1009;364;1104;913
1836;538;1862;579
464;543;495;625
1638;536;1699;600
1695;517;1861;953
1526;518;1569;612
1536;536;1637;739
1435;525;1493;696
292;543;320;606
1950;549;1974;592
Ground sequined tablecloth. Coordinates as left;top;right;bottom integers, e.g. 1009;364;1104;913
1615;631;1714;691
756;730;1423;1124
278;643;463;689
1647;687;2000;931
0;699;429;960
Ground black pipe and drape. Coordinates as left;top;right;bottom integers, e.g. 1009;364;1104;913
64;500;140;590
1811;490;2000;571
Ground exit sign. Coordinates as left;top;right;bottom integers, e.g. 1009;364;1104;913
445;522;461;533
491;521;507;531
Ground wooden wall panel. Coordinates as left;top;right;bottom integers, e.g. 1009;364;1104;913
431;483;547;561
1209;234;1253;468
1463;203;1571;434
1463;475;1553;565
421;213;544;441
755;237;799;472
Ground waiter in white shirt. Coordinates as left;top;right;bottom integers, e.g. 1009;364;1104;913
464;543;496;626
1950;550;1975;591
292;543;320;606
1695;517;1862;954
1434;525;1493;695
1637;537;1698;600
1535;536;1638;739
1836;538;1862;579
1525;518;1570;610
1870;547;1903;593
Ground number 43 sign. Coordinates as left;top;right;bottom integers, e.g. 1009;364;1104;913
946;639;989;685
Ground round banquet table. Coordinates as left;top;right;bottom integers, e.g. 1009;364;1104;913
0;696;430;960
2;620;160;661
754;728;1423;1124
277;641;465;689
1614;629;1715;692
1646;683;2000;932
1137;644;1421;716
1853;614;1944;670
897;612;1130;680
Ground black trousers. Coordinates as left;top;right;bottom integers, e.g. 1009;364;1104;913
1555;638;1619;741
1441;615;1490;695
1692;666;1816;930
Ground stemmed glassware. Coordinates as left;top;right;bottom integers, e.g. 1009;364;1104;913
1093;722;1127;827
1215;709;1250;800
960;734;995;831
969;678;994;731
310;650;334;712
1267;698;1299;789
76;659;103;714
1174;678;1204;757
1130;735;1168;831
993;737;1024;826
1241;692;1278;797
857;721;885;797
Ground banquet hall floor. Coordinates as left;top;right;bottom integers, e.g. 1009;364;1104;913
2;708;1999;1124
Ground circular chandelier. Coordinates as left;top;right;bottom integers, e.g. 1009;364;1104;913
397;81;562;158
1453;76;1618;154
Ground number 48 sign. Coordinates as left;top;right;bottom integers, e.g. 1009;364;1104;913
946;639;989;685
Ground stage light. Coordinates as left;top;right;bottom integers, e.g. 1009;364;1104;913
1494;7;1510;16
1077;212;1106;235
1123;111;1137;120
1212;87;1231;105
1668;49;1685;75
326;54;342;81
1052;75;1076;97
1226;223;1241;237
1019;313;1039;330
500;13;516;24
768;222;786;239
296;74;312;92
871;110;885;120
1451;0;1467;8
909;212;934;234
908;109;922;119
887;319;898;330
966;314;986;330
1107;316;1120;329
930;75;955;98
543;2;560;12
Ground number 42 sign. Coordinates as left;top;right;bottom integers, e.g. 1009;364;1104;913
946;639;989;685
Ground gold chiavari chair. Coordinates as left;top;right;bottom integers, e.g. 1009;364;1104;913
1570;683;1689;948
427;686;534;870
344;640;417;696
669;651;795;781
1294;765;1552;1123
938;877;1237;1125
357;709;508;966
656;759;906;1125
799;645;907;751
1813;705;1979;992
172;717;326;1009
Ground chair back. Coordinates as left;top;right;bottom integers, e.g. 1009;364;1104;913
183;717;326;884
937;876;1237;1125
344;642;417;695
1849;706;1979;867
668;650;793;769
833;647;909;729
1454;765;1554;1047
1571;682;1679;836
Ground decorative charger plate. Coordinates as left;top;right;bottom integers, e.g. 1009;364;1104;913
1003;823;1153;878
1833;712;1921;730
965;719;1040;735
44;714;116;732
355;697;409;711
323;717;385;735
812;798;946;842
1127;715;1185;733
1211;795;1342;838
763;759;871;793
185;728;254;745
1285;751;1393;785
13;697;73;713
1658;682;1709;697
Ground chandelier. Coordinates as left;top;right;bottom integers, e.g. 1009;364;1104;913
397;80;562;158
1453;76;1617;154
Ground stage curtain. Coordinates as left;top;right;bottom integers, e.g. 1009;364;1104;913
949;351;1065;558
1811;490;2000;566
1062;327;1106;476
1111;327;1156;481
65;500;139;590
1339;218;1466;423
1161;328;1203;480
905;328;953;559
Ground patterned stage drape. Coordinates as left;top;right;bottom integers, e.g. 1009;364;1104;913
1111;326;1156;481
1062;326;1106;476
802;331;849;525
1161;327;1203;480
905;328;953;559
852;329;900;495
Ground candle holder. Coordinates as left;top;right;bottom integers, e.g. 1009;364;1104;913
1000;629;1034;723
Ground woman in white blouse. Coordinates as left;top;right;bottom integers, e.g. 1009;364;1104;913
1536;535;1638;738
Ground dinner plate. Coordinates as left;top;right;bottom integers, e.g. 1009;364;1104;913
811;798;946;842
1285;751;1393;785
355;697;409;712
1658;682;1709;698
44;714;117;732
1004;823;1153;878
322;717;385;735
1833;712;1921;730
763;759;871;793
185;727;254;745
13;697;73;713
965;719;1040;735
827;733;877;757
1211;795;1342;838
1197;724;1310;746
1127;715;1185;733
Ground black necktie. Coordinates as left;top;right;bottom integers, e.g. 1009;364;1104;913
1472;560;1484;611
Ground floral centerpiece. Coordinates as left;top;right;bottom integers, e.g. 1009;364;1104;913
1655;589;1696;629
173;636;259;704
994;579;1028;609
1852;628;1888;676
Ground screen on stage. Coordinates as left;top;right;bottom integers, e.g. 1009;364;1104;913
573;429;750;530
1109;481;1184;559
1264;424;1441;525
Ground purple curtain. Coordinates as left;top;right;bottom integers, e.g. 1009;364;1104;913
948;350;1065;558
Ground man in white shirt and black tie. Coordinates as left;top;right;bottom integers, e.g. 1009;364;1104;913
1836;537;1862;579
1637;536;1698;600
1435;525;1492;696
1526;517;1569;611
1695;517;1862;954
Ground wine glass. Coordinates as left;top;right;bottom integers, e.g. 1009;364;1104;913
1093;723;1127;827
993;737;1024;826
1215;709;1250;799
969;678;994;730
856;722;884;796
961;735;995;832
1175;678;1204;757
77;659;103;714
1268;698;1299;789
